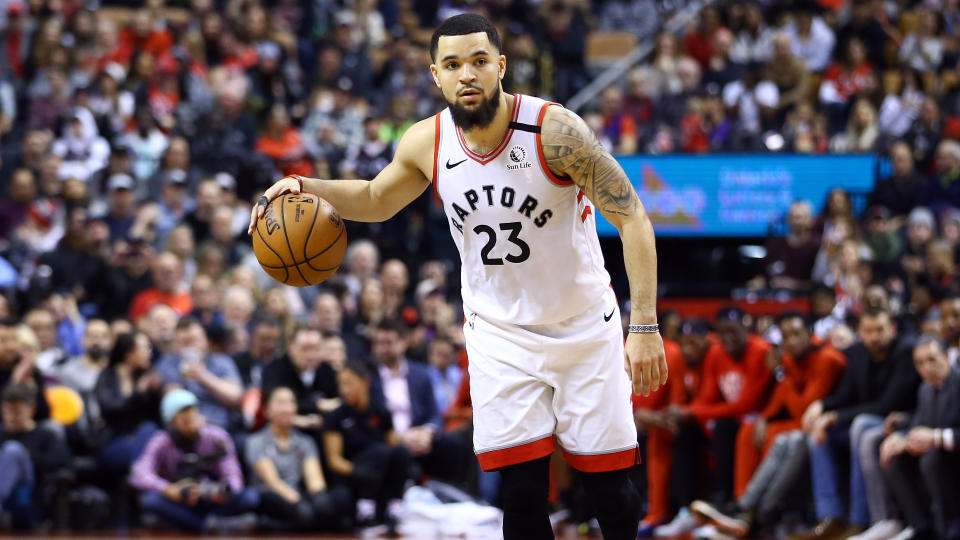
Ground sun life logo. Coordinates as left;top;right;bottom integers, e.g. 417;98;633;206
507;145;531;170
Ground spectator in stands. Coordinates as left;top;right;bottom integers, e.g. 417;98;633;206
731;2;774;64
923;139;960;213
764;32;811;113
792;308;919;540
837;0;890;69
369;318;468;482
539;0;589;102
0;382;70;529
426;336;461;415
690;316;845;537
55;318;111;397
130;389;258;534
155;318;243;431
784;2;835;72
598;85;638;155
100;173;139;241
51;107;110;183
723;62;779;150
341;115;393;180
879;336;960;540
906;97;943;172
869;141;927;218
0;169;35;241
668;308;771;512
684;4;723;70
24;308;67;377
704;28;744;96
819;38;876;124
255;104;313;178
129;252;193;322
122;108;169;183
261;326;338;431
830;97;879;153
901;207;938;286
147;137;202;201
246;387;349;531
232;318;279;389
755;200;820;291
734;314;845;497
325;362;414;528
96;331;162;471
900;8;944;73
878;69;924;139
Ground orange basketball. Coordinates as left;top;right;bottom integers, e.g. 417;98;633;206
252;193;347;287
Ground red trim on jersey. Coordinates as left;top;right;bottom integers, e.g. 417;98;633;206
476;434;555;471
432;113;441;198
577;189;584;203
581;206;592;222
455;94;522;165
536;102;575;186
561;446;640;473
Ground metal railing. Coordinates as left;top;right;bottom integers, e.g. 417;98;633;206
566;0;715;113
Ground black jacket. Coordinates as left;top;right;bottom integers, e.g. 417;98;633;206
261;356;338;416
94;366;162;439
908;367;960;440
823;336;920;426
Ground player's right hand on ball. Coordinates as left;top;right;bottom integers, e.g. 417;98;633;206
248;175;303;235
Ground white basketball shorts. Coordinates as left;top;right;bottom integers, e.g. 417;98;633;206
466;287;639;472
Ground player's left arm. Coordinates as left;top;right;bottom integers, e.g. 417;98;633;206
540;105;667;397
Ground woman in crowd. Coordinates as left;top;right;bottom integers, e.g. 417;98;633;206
94;331;163;470
324;362;413;527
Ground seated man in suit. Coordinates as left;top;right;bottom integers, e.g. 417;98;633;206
880;335;960;540
369;319;469;482
261;326;340;433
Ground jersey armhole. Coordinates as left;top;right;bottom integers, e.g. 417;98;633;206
432;113;441;198
536;102;575;187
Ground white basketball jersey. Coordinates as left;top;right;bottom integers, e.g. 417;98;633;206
433;94;612;325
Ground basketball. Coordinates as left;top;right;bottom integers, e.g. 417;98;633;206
252;193;347;287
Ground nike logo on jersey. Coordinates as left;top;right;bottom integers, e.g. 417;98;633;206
446;158;467;169
603;309;615;322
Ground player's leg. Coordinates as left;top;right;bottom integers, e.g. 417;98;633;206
548;290;643;539
579;466;643;540
464;313;557;539
499;455;553;540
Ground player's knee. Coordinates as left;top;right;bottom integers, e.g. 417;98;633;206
500;457;550;511
580;469;641;518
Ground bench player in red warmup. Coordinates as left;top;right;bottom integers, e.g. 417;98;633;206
249;14;667;539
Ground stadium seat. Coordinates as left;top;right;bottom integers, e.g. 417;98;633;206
585;31;638;67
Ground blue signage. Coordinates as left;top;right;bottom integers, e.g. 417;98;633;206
595;154;877;237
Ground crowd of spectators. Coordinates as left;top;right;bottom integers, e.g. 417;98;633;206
2;0;960;538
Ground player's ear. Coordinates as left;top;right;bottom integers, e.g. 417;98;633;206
429;64;441;88
498;54;506;79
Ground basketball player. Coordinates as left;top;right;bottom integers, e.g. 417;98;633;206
249;14;667;539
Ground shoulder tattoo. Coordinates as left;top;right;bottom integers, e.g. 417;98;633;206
540;107;639;217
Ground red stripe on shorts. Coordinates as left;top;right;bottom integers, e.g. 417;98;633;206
476;434;556;471
561;446;640;473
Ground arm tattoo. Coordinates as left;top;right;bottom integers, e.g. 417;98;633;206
541;107;639;217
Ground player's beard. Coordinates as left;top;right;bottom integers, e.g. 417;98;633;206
448;86;501;131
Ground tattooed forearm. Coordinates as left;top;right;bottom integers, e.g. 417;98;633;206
540;107;639;217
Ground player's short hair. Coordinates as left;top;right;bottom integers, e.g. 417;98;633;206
430;13;502;62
